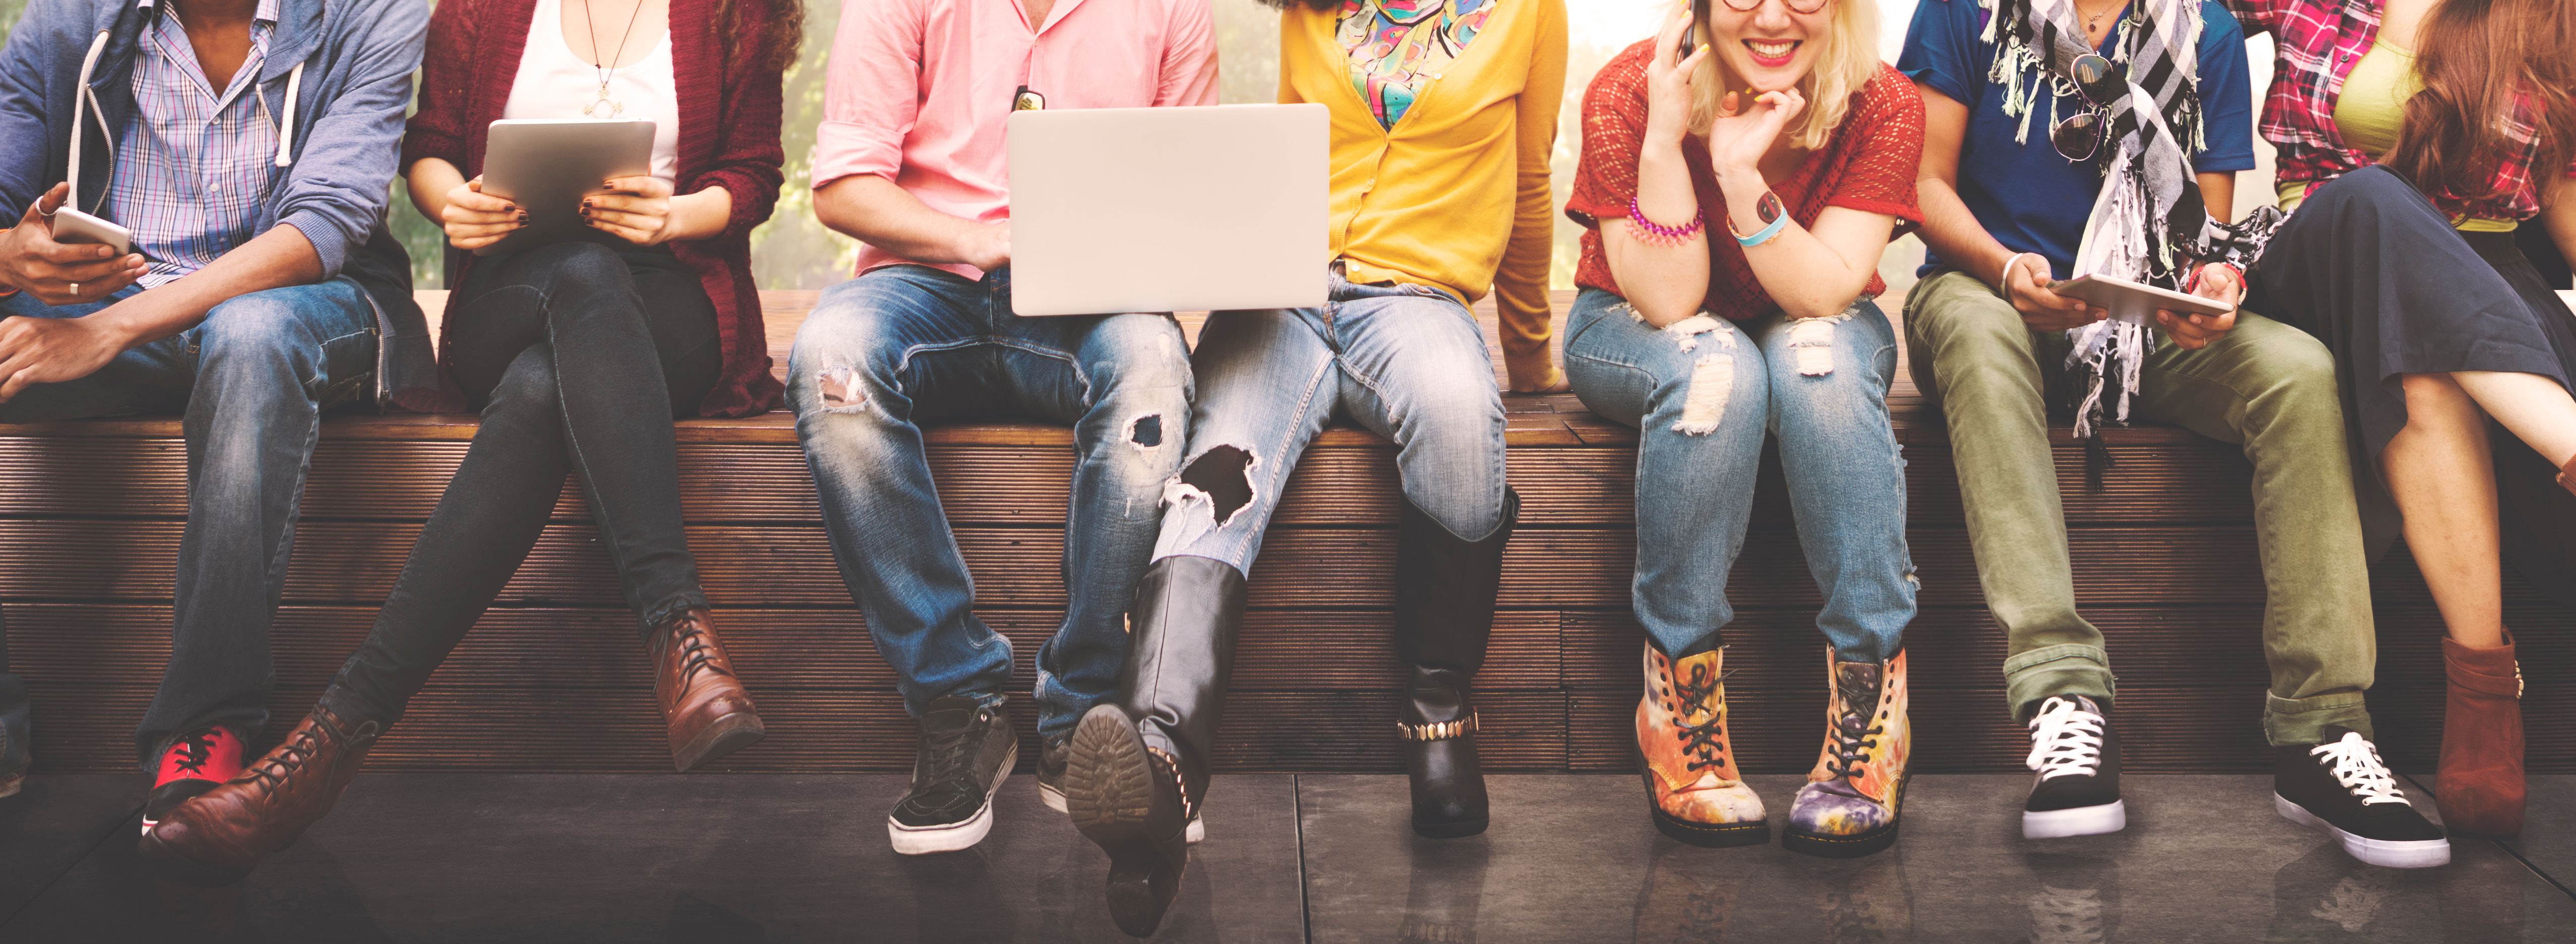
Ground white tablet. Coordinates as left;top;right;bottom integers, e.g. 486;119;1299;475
2051;272;2234;325
473;119;657;258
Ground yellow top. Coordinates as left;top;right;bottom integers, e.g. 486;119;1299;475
2278;40;2515;231
1282;0;1568;389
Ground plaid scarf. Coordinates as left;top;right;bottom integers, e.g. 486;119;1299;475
1983;0;2210;440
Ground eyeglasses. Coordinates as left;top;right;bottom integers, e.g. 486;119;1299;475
2049;54;2124;162
1718;0;1832;14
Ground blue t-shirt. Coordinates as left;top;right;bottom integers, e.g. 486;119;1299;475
1898;0;2256;277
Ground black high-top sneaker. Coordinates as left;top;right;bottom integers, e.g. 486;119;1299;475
887;696;1017;856
2022;696;2125;838
2275;726;2449;868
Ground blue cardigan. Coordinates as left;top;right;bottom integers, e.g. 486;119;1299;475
0;0;435;402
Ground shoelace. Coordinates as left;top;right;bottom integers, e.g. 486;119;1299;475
2025;697;2106;782
1821;704;1885;780
166;728;225;776
916;718;980;788
2311;734;2408;806
664;620;734;687
245;727;325;797
1670;663;1730;772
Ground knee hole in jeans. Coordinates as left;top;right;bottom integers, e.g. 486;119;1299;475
1164;444;1256;526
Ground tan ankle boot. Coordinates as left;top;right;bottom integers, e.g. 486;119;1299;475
2436;634;2525;835
1637;642;1767;847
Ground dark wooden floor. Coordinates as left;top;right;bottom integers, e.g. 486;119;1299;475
3;290;2568;777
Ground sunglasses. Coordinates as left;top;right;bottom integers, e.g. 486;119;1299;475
1717;0;1831;14
2049;54;2124;162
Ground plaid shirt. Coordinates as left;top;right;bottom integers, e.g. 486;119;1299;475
107;0;280;286
2223;0;2573;221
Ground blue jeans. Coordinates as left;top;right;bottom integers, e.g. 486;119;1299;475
1562;289;1915;662
1154;268;1510;568
0;279;380;769
788;265;1191;738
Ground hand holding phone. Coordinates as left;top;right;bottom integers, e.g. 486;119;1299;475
0;183;147;306
1646;6;1712;147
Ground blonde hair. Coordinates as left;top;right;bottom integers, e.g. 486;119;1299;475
1688;0;1882;151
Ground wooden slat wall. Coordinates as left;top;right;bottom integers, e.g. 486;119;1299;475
2;291;2565;777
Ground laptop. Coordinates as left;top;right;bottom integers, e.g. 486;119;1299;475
1006;104;1329;317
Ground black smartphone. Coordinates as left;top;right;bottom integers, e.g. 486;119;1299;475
1677;0;1706;64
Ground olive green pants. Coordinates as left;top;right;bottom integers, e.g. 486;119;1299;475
1903;269;2377;746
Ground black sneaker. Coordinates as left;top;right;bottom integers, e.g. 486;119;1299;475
887;696;1017;855
2274;726;2450;868
2023;696;2125;838
1038;732;1071;813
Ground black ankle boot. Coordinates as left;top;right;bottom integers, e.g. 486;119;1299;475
1394;489;1518;839
1065;555;1243;938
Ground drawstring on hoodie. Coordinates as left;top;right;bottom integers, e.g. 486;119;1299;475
66;25;304;211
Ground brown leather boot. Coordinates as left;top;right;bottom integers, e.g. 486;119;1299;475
2436;634;2525;835
140;704;379;887
653;609;765;772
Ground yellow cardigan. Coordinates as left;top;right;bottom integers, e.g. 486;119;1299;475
1280;0;1567;389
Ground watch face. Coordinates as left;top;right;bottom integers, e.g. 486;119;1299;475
1756;192;1784;225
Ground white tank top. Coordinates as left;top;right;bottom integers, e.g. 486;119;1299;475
501;0;680;183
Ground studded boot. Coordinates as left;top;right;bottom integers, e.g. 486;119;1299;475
1783;647;1911;858
1394;489;1518;840
1065;554;1243;938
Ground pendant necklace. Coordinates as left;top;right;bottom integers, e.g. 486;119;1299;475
581;0;646;118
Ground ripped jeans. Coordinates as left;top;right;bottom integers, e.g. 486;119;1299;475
788;265;1191;738
1154;269;1510;569
1563;289;1915;662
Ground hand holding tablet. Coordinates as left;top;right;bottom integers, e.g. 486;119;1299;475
469;119;658;257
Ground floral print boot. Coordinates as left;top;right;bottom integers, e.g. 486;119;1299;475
1784;646;1910;858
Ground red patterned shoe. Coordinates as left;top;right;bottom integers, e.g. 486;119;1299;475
143;727;245;836
1637;642;1768;847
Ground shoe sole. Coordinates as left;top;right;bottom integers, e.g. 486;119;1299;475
2274;793;2451;869
2023;799;2127;839
0;775;21;799
886;741;1017;856
138;828;251;888
1064;706;1182;938
1047;780;1208;845
672;712;767;773
1783;777;1909;859
1413;815;1490;840
1651;804;1772;848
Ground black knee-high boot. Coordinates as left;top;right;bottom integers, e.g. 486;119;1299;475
1396;488;1519;839
1064;554;1243;938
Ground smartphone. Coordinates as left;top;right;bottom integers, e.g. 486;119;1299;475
49;206;132;257
1677;0;1706;64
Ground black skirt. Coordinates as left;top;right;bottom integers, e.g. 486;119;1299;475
2246;165;2576;590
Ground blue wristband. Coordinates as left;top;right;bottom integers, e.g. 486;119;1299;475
1734;210;1789;248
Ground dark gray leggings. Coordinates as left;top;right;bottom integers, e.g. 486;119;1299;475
320;241;720;728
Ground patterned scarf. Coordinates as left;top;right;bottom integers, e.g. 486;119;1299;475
1338;0;1497;129
1982;0;2206;441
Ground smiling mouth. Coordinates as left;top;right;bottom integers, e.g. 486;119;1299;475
1744;40;1801;66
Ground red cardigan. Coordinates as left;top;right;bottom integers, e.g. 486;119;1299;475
401;0;786;417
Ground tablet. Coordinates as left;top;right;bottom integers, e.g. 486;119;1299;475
473;119;657;258
2051;272;2234;325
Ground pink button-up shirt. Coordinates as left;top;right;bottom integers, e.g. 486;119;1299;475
814;0;1219;280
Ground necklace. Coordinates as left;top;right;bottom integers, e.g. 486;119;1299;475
579;0;646;118
2076;0;2124;34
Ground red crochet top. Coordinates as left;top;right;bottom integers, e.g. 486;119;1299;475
1566;46;1924;322
400;0;787;417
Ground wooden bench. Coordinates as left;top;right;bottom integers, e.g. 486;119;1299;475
3;289;2567;776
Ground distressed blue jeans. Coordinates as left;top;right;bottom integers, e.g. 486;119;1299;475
1563;289;1915;662
0;279;379;769
788;265;1191;738
1153;269;1510;568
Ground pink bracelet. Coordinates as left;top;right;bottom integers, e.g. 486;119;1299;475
1627;196;1705;246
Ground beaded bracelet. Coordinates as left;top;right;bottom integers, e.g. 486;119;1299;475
1627;196;1705;246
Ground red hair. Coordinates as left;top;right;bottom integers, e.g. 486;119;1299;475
2384;0;2576;214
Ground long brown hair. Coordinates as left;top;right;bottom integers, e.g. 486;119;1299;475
714;0;807;73
2384;0;2576;213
